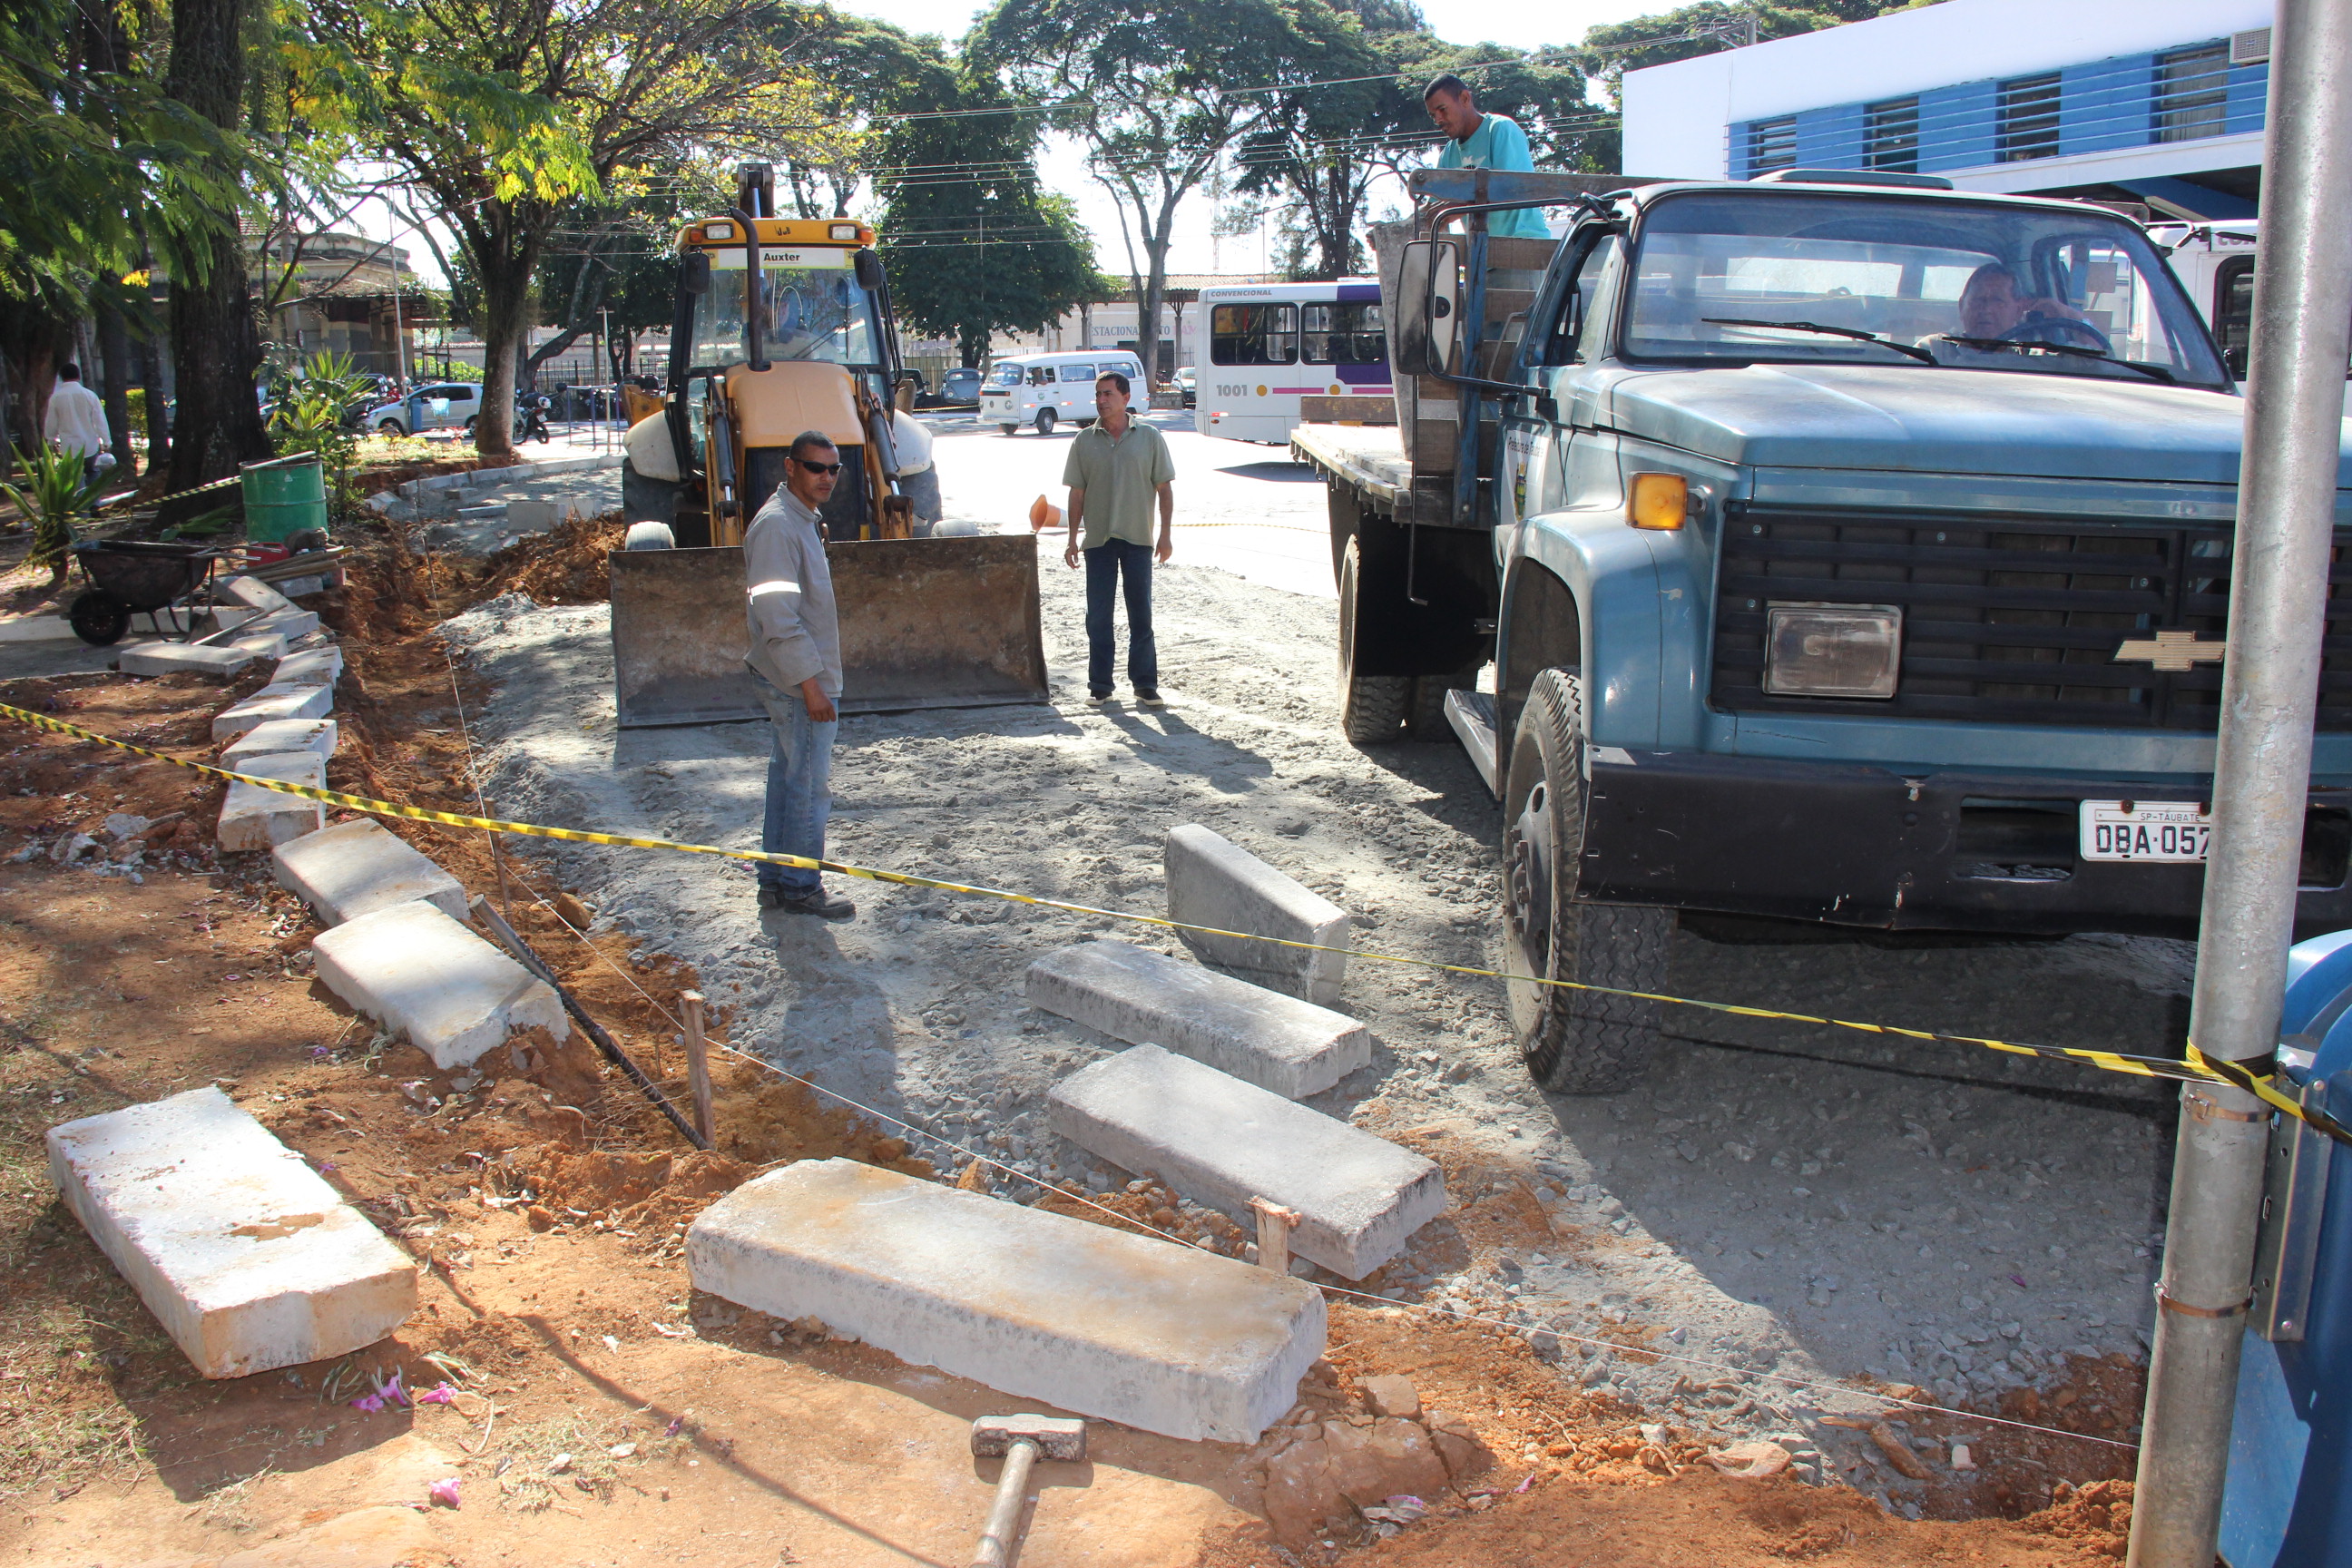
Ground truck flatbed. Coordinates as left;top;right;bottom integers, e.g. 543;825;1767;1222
1290;423;1412;516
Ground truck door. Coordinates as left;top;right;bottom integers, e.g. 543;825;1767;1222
1504;227;1622;532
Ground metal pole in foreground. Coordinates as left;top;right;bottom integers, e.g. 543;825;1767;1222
2127;4;2352;1563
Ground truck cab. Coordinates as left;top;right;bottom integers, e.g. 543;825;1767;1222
1304;169;2352;1095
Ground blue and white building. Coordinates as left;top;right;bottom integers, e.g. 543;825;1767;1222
1621;0;2273;220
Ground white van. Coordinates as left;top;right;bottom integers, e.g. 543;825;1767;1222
978;350;1147;436
2149;219;2352;408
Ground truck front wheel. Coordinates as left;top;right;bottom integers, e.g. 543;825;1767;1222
1338;535;1410;744
1502;668;1672;1093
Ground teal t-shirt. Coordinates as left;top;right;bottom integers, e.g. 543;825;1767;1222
1436;113;1553;240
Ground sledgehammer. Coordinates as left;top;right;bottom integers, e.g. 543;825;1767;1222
967;1415;1085;1568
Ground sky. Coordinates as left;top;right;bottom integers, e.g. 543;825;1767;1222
346;0;1661;304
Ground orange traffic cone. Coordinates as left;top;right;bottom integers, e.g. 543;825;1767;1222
1028;495;1063;534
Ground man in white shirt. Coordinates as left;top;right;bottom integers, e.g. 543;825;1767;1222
890;405;941;535
44;363;110;475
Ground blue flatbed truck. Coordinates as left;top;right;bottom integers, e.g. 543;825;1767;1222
1290;166;2352;1095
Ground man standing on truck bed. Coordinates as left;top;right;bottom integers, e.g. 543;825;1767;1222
1424;74;1553;241
743;430;853;922
1062;370;1174;706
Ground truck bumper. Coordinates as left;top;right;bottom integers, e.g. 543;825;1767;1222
1579;752;2352;938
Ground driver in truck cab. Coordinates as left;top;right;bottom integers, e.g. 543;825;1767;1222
1955;263;2088;340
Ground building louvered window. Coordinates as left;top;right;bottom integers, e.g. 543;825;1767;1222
2153;43;2230;142
1864;97;1920;172
1996;74;2061;162
1747;116;1797;175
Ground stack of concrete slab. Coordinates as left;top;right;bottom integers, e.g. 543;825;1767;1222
217;750;328;851
311;899;568;1069
1050;1045;1446;1280
1026;940;1368;1098
1164;824;1351;1004
45;1086;416;1377
687;1158;1324;1443
275;819;466;926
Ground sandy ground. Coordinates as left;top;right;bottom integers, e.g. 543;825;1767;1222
449;471;2178;1518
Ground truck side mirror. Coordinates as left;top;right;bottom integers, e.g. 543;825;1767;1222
1394;240;1463;377
854;249;885;292
681;250;711;296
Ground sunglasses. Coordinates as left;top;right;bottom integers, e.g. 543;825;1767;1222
797;458;844;475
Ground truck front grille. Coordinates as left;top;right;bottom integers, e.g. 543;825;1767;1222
1710;505;2352;731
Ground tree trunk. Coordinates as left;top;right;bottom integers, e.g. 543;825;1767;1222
475;272;524;457
95;299;136;478
161;0;269;524
138;315;170;476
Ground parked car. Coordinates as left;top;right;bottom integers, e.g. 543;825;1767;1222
1175;366;1196;407
365;381;484;435
937;367;982;406
977;350;1147;435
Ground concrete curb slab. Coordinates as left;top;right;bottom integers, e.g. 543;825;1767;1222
273;819;467;926
311;899;569;1069
1026;940;1369;1099
271;646;344;686
1049;1045;1447;1280
45;1086;416;1378
687;1157;1325;1444
221;718;337;772
218;751;327;852
1165;824;1351;1005
213;681;335;741
118;642;258;680
221;575;293;614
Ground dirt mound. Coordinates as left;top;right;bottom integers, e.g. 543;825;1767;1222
502;1144;750;1231
483;512;628;605
1030;1174;1252;1254
716;1072;936;1178
2020;1477;2133;1558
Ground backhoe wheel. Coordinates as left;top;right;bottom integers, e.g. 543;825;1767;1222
1502;667;1673;1093
1337;534;1409;745
68;591;130;647
1034;407;1057;436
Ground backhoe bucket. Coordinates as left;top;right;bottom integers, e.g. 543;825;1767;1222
609;535;1047;728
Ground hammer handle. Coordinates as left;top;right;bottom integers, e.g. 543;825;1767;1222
969;1437;1040;1568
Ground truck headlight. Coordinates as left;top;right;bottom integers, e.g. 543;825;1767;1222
1762;602;1903;699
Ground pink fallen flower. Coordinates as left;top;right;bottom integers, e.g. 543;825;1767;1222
427;1477;460;1509
348;1392;384;1412
416;1383;456;1405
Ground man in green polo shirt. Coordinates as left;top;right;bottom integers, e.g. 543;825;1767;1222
1061;370;1175;705
1425;73;1553;241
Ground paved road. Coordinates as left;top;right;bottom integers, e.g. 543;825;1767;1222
919;409;1337;601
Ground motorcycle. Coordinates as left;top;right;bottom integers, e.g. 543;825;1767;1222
516;394;553;444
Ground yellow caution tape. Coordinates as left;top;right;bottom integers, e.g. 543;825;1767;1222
6;698;2344;1145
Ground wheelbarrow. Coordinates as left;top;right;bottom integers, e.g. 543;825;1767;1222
65;540;224;646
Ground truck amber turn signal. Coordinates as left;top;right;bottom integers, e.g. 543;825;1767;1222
1627;473;1688;530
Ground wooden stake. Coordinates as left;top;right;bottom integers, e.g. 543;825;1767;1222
681;991;712;1148
1247;1196;1299;1276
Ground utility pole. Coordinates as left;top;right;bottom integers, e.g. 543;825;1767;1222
2127;3;2352;1563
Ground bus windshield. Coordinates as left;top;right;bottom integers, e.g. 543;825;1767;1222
1622;192;2230;388
986;362;1025;387
686;250;882;369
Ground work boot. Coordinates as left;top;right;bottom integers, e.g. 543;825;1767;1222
758;885;855;921
1134;689;1164;707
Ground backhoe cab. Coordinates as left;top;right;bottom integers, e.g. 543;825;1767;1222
609;163;1047;728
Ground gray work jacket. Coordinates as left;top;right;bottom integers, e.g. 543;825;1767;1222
740;487;841;699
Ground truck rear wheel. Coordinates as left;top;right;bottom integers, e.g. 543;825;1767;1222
1502;668;1672;1093
1338;535;1410;745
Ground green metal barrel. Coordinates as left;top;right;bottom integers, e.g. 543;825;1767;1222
240;454;328;544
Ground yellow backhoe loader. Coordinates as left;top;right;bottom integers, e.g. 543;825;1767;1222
609;164;1046;727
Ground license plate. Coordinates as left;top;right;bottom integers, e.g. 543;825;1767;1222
2079;800;2211;863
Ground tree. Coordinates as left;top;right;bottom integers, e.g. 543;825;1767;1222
524;176;718;387
299;0;843;456
161;0;275;516
971;0;1362;384
876;54;1103;366
0;0;237;476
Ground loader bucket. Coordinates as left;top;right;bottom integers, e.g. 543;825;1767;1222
608;534;1048;729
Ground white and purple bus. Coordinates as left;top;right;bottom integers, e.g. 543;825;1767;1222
1195;279;1391;445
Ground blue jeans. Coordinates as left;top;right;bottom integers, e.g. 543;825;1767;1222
1084;538;1157;694
751;669;836;897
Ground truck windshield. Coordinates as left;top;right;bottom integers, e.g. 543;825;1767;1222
986;362;1025;387
686;251;882;369
1622;192;2230;388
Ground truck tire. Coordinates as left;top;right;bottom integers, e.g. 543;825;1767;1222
999;423;1017;436
1502;668;1672;1093
1034;407;1057;436
1338;535;1410;745
1409;665;1480;740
